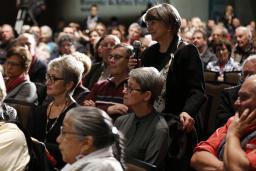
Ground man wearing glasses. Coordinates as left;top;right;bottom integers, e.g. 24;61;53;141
83;43;132;120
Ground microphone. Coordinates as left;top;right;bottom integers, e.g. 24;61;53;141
132;40;141;60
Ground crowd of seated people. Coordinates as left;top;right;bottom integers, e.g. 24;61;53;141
0;2;256;171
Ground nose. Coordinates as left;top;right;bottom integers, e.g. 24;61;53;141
123;88;127;94
234;98;241;109
56;134;62;143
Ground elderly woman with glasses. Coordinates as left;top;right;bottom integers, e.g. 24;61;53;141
115;67;169;170
4;46;37;103
31;55;84;169
57;106;125;171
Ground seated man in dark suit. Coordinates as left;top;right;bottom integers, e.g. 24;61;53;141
216;55;256;128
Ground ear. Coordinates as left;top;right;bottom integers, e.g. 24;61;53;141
65;81;75;92
143;91;152;102
80;136;94;155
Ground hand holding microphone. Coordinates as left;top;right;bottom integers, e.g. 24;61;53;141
128;40;141;70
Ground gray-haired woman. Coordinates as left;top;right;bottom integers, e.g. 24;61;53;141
129;3;205;134
115;67;169;170
31;55;84;169
57;106;125;171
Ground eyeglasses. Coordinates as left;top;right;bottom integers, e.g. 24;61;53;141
4;61;22;67
60;126;84;137
123;83;143;94
46;74;64;83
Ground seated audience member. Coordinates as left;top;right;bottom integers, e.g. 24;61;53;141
71;52;91;104
232;26;256;64
17;33;47;84
0;72;17;120
31;56;83;169
208;25;228;53
83;35;120;88
57;33;75;57
192;29;217;70
39;25;58;61
57;106;124;171
216;55;256;128
115;67;169;170
4;46;38;103
191;75;256;171
125;23;142;45
83;43;131;120
0;70;30;170
0;24;15;64
87;29;101;57
206;39;241;81
95;22;107;37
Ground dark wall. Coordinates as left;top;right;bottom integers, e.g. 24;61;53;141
0;0;59;28
0;0;17;25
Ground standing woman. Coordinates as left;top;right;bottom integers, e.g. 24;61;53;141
129;3;205;134
57;106;124;171
31;55;84;169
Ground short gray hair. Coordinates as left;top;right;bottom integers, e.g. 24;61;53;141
48;55;84;92
129;67;164;104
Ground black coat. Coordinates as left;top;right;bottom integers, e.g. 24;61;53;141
164;42;206;118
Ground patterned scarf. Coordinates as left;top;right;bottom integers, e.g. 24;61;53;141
5;73;29;93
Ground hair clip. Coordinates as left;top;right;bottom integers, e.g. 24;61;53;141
112;127;118;135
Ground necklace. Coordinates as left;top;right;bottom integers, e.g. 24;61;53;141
44;99;69;142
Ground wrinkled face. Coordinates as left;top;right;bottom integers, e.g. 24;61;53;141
146;20;170;42
212;29;222;43
242;61;256;81
216;44;229;64
57;116;84;164
128;26;141;42
4;55;25;79
234;77;256;117
235;29;250;49
18;35;36;56
99;37;116;64
192;32;206;49
40;28;51;43
59;40;73;55
46;68;67;97
123;78;148;107
108;47;129;76
1;25;14;43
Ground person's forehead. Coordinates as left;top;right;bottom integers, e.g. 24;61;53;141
243;61;256;72
193;32;203;38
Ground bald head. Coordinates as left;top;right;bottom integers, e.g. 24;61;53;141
242;55;256;81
